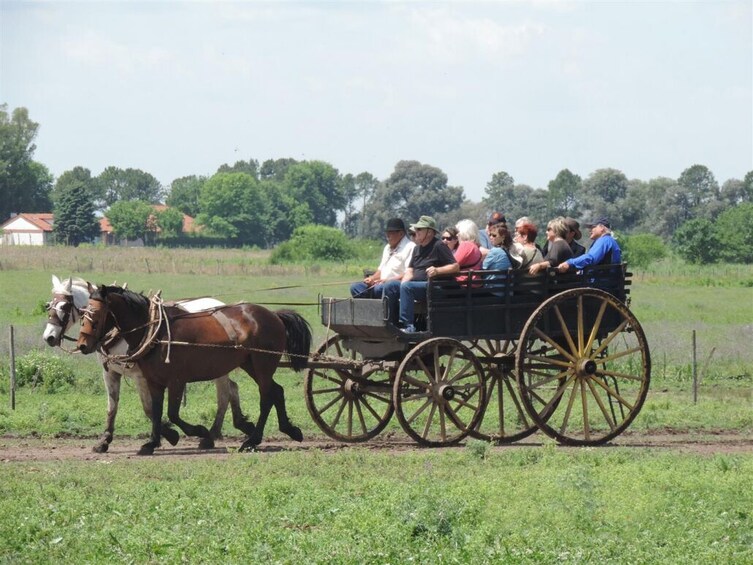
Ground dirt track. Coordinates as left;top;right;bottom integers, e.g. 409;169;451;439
2;430;752;462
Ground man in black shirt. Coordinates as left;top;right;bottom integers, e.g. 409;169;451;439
382;215;459;333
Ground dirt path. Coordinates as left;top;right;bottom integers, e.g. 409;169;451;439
2;430;752;462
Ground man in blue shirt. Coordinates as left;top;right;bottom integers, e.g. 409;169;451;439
556;217;621;272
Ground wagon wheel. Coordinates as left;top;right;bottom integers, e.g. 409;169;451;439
393;338;486;447
465;339;543;444
304;335;394;442
516;288;650;446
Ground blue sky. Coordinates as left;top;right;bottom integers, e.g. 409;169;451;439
2;0;751;201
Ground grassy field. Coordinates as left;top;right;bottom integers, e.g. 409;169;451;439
1;247;752;563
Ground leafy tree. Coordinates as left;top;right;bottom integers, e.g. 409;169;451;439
105;200;154;241
98;166;163;207
154;207;185;238
743;171;753;203
621;233;667;269
720;178;747;206
678;164;719;210
284;161;344;228
270;224;356;263
715;203;753;263
547;169;582;217
581;168;630;228
166;175;205;217
482;171;515;212
217;158;259;178
52;181;99;246
260;158;298;182
340;171;381;237
196;172;270;246
0;104;52;220
52;166;100;206
363;161;463;237
672;218;719;265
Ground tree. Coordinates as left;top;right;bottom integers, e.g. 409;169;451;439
166;175;205;217
678;164;719;210
744;171;753;203
52;167;100;207
98;166;163;207
720;178;747;206
673;218;719;265
581;168;630;227
260;158;298;182
53;181;99;246
284;161;344;228
196;172;271;246
363;161;464;237
547;169;582;217
0;104;52;220
154;207;185;238
482;171;515;212
217;158;259;178
270;225;356;263
715;203;753;264
105;200;155;242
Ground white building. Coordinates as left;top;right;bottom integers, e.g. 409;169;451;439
0;213;55;245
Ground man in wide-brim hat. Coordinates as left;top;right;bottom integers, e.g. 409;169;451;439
350;218;415;298
382;215;459;333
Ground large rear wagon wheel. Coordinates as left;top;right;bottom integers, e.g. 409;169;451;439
304;335;394;442
516;288;650;446
465;340;542;444
393;338;486;447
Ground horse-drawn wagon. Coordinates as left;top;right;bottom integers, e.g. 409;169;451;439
305;264;650;447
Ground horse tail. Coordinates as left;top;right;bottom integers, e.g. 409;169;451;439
275;310;312;372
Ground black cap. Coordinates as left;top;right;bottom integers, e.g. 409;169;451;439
584;217;611;229
385;218;406;232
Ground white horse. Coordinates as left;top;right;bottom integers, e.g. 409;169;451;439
43;275;251;452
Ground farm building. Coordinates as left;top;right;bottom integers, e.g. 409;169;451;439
0;213;55;245
2;206;197;246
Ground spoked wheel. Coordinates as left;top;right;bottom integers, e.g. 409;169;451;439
465;339;543;444
304;335;394;442
393;338;486;447
516;288;651;446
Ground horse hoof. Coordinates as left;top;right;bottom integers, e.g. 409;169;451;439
239;439;259;452
163;428;180;446
198;437;215;450
282;425;303;442
137;444;155;456
92;443;109;454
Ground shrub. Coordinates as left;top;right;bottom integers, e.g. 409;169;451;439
14;351;76;392
621;233;667;269
715;203;753;263
673;218;719;264
270;225;357;263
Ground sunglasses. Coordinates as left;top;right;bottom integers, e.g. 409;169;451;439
441;236;456;241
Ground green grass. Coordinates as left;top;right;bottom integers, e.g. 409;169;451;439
1;448;751;563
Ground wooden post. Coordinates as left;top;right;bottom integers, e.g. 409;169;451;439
9;325;16;410
692;330;698;404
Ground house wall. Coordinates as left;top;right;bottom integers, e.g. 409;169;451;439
1;231;46;245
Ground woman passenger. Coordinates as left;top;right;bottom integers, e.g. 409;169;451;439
528;217;573;275
514;221;544;270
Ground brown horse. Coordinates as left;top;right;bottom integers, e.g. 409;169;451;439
76;284;311;455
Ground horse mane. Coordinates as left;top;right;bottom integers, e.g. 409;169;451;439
94;285;151;312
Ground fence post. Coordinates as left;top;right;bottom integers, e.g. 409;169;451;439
692;330;698;404
9;325;16;410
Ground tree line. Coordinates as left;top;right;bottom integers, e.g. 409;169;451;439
2;104;752;263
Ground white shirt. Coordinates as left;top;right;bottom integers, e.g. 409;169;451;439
377;236;415;281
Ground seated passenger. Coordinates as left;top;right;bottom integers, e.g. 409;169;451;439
542;216;586;258
350;218;415;298
513;221;544;270
481;224;516;296
557;217;621;268
382;215;459;334
440;227;459;253
528;217;574;275
454;219;483;285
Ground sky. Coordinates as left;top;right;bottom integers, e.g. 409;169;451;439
1;0;751;202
